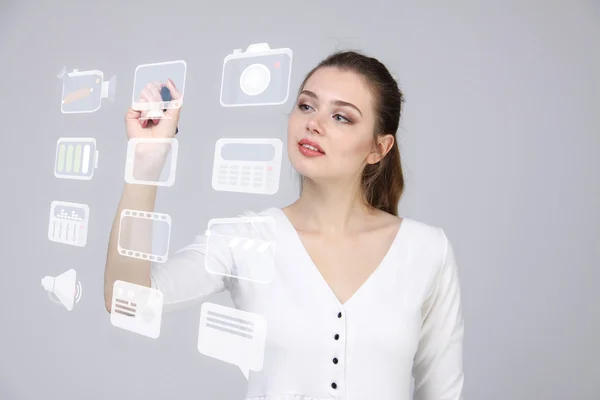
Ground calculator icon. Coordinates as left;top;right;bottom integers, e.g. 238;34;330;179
48;201;90;247
211;138;283;195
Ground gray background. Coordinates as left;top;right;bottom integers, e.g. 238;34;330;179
0;0;599;399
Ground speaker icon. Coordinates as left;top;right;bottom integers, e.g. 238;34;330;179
41;269;82;311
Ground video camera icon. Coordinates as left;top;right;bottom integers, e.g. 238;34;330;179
220;42;293;107
58;66;116;114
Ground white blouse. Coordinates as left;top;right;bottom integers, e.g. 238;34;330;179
150;207;465;400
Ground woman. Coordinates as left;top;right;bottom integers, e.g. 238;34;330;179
104;50;465;400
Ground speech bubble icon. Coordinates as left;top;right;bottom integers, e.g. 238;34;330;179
197;302;267;373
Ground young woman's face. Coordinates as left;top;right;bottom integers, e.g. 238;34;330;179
287;67;381;183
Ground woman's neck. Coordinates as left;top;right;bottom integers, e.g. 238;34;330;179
286;177;375;235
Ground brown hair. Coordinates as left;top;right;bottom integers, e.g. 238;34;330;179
297;50;406;216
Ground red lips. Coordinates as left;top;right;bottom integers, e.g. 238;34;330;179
298;138;325;154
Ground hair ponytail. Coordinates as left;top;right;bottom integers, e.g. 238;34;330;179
362;139;404;216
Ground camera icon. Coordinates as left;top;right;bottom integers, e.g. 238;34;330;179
220;43;293;107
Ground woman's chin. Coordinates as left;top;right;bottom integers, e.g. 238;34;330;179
292;161;319;176
292;157;340;180
295;168;336;183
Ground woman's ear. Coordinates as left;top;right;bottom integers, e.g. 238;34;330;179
366;134;395;164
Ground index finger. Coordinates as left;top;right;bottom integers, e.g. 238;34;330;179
164;78;182;101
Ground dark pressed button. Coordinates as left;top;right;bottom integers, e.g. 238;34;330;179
331;382;337;389
337;312;342;318
332;357;338;364
334;334;340;340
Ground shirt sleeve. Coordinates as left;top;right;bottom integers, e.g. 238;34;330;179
412;228;465;400
149;230;234;311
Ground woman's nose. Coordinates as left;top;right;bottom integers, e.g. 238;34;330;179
306;116;324;135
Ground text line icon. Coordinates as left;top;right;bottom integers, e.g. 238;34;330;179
110;280;163;339
198;302;267;373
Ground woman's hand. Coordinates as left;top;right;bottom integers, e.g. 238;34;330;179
125;78;183;168
126;78;182;140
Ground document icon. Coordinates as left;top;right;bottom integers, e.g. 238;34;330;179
110;280;163;339
197;302;267;372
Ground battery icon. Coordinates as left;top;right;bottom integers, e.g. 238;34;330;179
54;137;99;180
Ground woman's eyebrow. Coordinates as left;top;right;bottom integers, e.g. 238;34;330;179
300;90;362;116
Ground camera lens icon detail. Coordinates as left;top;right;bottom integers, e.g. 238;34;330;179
240;64;271;96
220;42;293;107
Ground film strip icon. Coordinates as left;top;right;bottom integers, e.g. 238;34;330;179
117;209;172;263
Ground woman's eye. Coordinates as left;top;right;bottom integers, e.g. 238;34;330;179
297;103;351;123
333;114;351;123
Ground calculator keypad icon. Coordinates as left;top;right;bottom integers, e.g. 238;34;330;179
212;138;282;195
217;163;277;192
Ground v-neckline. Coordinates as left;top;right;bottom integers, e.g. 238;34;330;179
274;208;408;308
